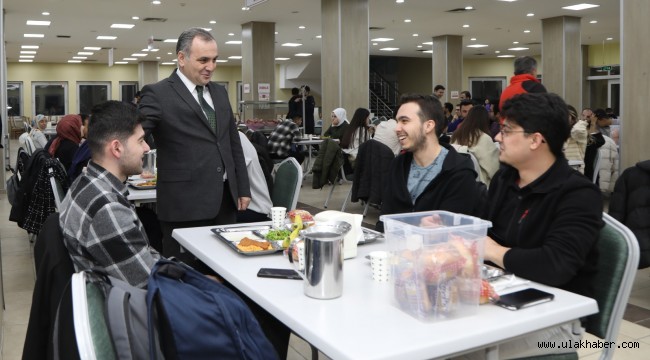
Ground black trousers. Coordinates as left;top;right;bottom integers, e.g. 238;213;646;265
160;180;237;262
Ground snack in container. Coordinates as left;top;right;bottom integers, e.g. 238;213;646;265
381;211;491;322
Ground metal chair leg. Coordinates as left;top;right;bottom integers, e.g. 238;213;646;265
324;181;337;208
341;187;352;211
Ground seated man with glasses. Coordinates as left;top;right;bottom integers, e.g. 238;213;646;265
482;92;603;358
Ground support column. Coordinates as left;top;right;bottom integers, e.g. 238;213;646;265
241;21;275;106
431;35;463;104
541;16;581;108
581;45;590;111
138;61;159;86
321;0;368;128
621;0;650;168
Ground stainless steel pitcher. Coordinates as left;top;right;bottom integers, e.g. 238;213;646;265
288;221;351;299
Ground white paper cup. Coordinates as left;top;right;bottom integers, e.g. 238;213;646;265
270;206;287;229
369;251;390;282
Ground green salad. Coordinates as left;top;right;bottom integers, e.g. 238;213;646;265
265;229;291;241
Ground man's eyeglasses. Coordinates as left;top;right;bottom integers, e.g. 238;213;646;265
499;125;527;137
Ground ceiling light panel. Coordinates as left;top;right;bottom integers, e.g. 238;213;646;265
562;4;600;11
26;20;51;26
22;45;39;49
111;24;135;29
371;38;393;42
282;43;302;47
97;36;117;40
225;40;242;44
84;47;101;50
24;34;45;38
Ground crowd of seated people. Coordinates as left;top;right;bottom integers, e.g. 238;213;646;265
30;55;628;360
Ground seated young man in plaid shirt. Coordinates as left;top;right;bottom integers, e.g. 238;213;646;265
267;115;305;164
60;101;160;288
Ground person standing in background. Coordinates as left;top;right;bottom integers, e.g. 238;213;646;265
433;84;446;99
286;87;301;120
138;27;251;260
499;56;547;110
300;85;316;134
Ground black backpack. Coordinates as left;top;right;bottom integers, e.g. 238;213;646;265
147;259;278;360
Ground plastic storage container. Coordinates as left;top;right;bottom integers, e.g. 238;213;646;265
380;211;492;322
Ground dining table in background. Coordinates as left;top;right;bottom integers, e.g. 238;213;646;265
173;223;598;360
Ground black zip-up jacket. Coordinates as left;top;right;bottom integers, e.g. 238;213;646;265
609;160;650;268
485;160;603;298
377;143;481;231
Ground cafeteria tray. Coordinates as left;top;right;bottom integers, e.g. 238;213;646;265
210;227;282;256
359;228;383;245
127;180;156;190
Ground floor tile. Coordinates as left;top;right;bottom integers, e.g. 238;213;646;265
286;346;307;360
624;303;650;323
1;324;28;360
577;332;602;358
2;252;35;272
3;290;33;325
2;269;36;293
628;286;650;310
618;320;650;339
0;237;31;255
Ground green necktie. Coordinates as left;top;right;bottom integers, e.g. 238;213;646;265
196;86;216;131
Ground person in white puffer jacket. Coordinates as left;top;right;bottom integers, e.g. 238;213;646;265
597;135;619;193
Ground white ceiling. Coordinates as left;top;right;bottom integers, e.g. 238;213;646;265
4;0;620;66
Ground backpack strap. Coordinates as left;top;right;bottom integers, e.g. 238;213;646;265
106;285;136;360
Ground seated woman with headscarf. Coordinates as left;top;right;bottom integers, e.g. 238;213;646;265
29;114;49;149
46;114;83;171
323;107;349;141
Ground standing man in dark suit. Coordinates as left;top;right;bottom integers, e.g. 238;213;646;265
138;28;251;260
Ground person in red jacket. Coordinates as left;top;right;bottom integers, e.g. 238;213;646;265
499;56;547;111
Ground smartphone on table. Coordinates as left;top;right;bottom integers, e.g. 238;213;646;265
257;268;302;280
494;288;554;311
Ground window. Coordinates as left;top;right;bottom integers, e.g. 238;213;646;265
469;77;507;105
78;82;111;114
7;82;23;116
120;82;139;103
33;82;68;116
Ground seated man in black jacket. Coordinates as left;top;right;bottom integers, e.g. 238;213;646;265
377;94;481;231
483;92;603;358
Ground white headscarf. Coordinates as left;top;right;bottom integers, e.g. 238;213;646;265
332;108;348;127
32;114;45;127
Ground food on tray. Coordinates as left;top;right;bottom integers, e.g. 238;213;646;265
137;180;157;187
287;209;314;223
236;237;271;252
265;229;292;241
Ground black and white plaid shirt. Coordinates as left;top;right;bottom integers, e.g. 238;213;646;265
60;161;160;288
267;120;300;157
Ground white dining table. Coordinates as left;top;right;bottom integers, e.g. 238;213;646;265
173;224;599;360
126;187;156;205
